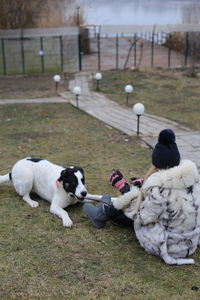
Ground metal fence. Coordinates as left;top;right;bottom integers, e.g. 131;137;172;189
79;24;200;71
1;25;200;75
0;27;79;75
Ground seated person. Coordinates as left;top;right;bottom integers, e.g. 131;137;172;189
83;129;200;265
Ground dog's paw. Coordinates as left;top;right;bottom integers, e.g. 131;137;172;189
62;217;73;227
29;200;39;208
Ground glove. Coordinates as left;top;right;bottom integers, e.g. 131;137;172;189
130;177;144;188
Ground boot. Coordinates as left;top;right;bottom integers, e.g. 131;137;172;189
97;194;112;206
83;202;109;229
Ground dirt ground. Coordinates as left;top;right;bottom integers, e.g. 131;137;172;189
0;73;73;99
82;36;190;71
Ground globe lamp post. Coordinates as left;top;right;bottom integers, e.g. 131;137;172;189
73;86;81;108
53;74;61;94
95;72;102;91
133;103;145;137
124;84;133;104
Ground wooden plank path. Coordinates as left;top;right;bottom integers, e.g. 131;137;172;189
1;71;200;169
61;72;200;170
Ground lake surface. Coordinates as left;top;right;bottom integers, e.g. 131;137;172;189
75;0;200;25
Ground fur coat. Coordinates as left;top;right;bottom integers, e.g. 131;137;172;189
112;160;200;265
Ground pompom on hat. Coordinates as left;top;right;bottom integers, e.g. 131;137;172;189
152;129;180;169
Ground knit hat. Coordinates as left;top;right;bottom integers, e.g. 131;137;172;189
152;129;180;169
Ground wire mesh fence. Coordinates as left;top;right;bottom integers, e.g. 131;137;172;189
1;25;200;75
0;27;79;75
80;24;200;72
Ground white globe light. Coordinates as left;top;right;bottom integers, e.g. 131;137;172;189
125;84;133;93
95;72;102;80
38;50;44;56
53;75;61;82
73;86;81;95
133;103;145;115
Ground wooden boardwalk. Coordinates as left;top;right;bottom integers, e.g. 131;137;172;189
61;72;200;169
1;70;200;169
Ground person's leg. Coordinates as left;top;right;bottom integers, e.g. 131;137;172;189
104;204;133;227
83;170;139;229
83;203;108;229
83;194;133;228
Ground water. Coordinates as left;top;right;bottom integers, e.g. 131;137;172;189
75;0;200;25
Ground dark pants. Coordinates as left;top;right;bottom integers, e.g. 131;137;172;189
104;184;133;228
104;205;133;227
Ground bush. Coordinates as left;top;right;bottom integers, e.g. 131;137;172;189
164;32;185;53
165;31;200;61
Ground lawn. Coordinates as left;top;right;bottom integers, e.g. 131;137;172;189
0;77;200;299
95;69;200;130
0;74;72;99
0;103;150;299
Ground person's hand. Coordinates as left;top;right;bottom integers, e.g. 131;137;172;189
130;177;144;188
110;170;128;192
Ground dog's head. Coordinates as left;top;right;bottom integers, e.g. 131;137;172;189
58;166;87;201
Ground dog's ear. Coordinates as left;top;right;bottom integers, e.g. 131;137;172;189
78;167;84;176
58;166;84;182
58;169;70;182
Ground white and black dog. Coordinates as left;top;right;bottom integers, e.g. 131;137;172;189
0;157;91;227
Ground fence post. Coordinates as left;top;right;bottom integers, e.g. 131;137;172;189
97;33;101;71
116;34;119;69
78;33;82;71
161;32;164;44
1;38;6;75
20;30;25;74
168;33;171;68
59;36;63;72
151;32;155;67
151;25;156;67
40;37;44;73
134;33;137;68
184;32;189;66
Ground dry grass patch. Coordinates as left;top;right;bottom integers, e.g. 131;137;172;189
96;69;200;130
0;103;200;299
0;74;72;99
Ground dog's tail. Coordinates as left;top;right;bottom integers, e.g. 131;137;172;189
0;173;12;185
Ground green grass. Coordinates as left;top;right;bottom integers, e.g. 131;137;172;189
0;103;200;299
0;74;72;99
95;69;200;130
0;103;150;299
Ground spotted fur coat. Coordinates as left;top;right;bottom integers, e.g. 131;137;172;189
112;160;200;265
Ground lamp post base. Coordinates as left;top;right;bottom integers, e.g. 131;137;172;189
126;93;129;105
137;114;141;137
96;80;100;91
76;95;79;108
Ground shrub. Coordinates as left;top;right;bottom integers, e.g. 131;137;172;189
164;32;185;53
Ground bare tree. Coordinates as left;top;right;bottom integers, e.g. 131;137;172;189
0;0;42;29
0;0;77;29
